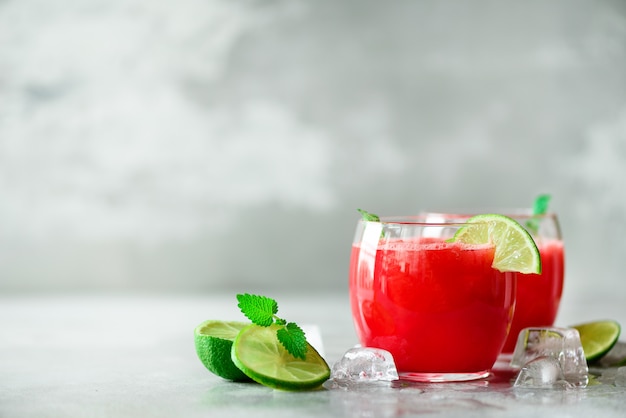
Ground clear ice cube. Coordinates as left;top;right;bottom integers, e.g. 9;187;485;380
513;356;573;389
615;366;626;387
595;366;626;386
330;347;399;383
510;327;588;387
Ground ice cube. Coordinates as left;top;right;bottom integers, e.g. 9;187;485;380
513;356;573;389
330;347;399;384
510;327;588;387
595;366;626;386
615;366;626;387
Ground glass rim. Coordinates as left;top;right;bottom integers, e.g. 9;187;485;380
420;209;558;219
359;216;489;226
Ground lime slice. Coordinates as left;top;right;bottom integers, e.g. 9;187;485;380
571;320;621;363
231;324;330;391
194;320;251;381
598;341;626;367
452;213;542;274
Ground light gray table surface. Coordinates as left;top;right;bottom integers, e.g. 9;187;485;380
2;292;625;418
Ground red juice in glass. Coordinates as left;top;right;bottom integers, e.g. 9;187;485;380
349;219;516;382
502;237;564;352
421;211;565;354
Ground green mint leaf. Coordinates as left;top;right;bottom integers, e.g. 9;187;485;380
277;322;307;360
533;194;551;215
236;293;310;360
526;194;551;234
236;293;278;327
358;208;385;239
357;208;380;222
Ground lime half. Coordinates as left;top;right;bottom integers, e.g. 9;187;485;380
452;213;542;274
572;320;621;363
194;320;251;381
231;324;330;391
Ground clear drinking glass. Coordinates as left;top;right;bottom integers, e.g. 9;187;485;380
349;216;516;382
422;211;565;354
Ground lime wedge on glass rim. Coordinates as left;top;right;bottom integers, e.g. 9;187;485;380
571;320;621;363
194;320;252;381
451;213;542;274
231;324;330;391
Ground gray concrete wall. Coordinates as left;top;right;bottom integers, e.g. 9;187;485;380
1;0;625;319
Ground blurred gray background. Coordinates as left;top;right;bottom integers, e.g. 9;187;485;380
1;0;625;321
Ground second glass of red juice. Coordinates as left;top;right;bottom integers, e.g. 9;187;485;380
349;216;516;382
422;211;565;354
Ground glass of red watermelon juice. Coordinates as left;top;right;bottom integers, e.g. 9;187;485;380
349;216;516;382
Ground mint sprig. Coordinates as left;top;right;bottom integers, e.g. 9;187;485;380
236;294;277;326
526;194;551;234
358;208;386;239
357;208;380;222
236;293;307;360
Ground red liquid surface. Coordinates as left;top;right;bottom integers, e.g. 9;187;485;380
349;238;516;374
502;239;565;352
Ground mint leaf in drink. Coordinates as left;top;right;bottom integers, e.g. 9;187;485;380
237;293;278;326
357;208;380;222
526;194;551;234
276;322;307;360
236;293;308;359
